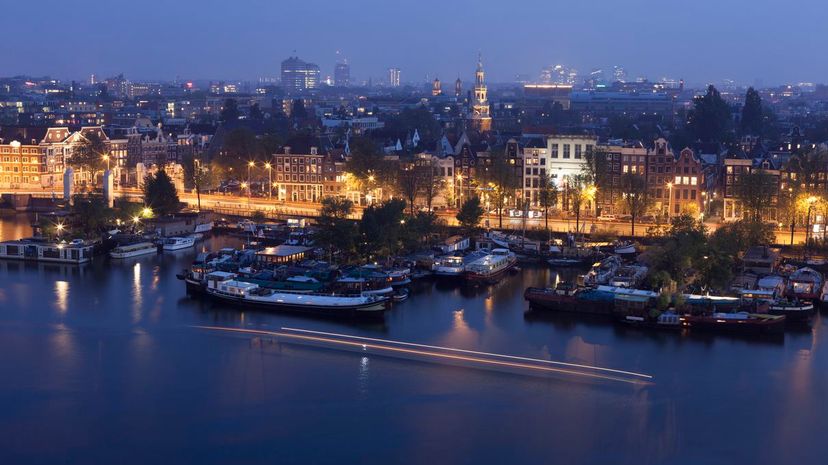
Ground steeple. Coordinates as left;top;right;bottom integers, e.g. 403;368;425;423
470;53;491;132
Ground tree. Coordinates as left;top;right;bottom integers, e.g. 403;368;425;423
420;159;443;211
538;174;558;239
218;127;258;173
733;169;777;221
183;154;221;211
619;173;650;236
71;133;109;188
399;166;421;215
740;87;763;136
456;196;484;234
583;148;610;197
482;149;519;229
291;99;308;120
687;85;733;144
360;199;406;260
70;195;113;238
142;169;180;216
316;197;357;262
220;98;240;123
566;173;594;235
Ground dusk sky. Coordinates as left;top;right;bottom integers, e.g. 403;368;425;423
4;0;826;86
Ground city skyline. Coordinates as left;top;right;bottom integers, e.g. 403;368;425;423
3;0;827;87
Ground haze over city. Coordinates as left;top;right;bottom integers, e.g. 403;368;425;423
3;0;827;85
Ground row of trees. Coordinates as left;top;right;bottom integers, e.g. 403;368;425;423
642;215;775;293
314;197;446;263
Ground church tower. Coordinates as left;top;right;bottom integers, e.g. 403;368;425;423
471;54;491;132
432;77;442;96
455;77;462;99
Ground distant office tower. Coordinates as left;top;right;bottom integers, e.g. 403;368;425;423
613;66;627;83
388;68;401;87
334;62;350;87
281;56;320;92
455;78;462;98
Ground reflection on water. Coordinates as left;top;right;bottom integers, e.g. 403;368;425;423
0;213;827;465
54;280;69;314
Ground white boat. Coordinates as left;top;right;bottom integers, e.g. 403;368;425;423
110;242;157;259
434;255;465;277
163;236;196;251
608;264;648;288
194;221;214;234
614;243;637;255
464;248;518;284
0;239;94;264
584;256;622;286
204;271;388;315
787;267;823;300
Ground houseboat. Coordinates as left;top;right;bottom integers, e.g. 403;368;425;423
464;248;518;284
110;242;158;259
787;267;823;301
163;236;196;251
584;256;621;286
0;238;94;264
202;271;388;316
682;312;785;335
523;283;616;315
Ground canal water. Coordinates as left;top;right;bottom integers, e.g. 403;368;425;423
0;214;826;465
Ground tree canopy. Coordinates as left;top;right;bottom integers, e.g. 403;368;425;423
687;85;733;144
740;87;763;136
456;196;484;234
142;169;180;216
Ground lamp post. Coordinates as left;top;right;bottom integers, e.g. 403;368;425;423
666;182;673;219
55;222;65;240
805;196;817;247
456;173;463;208
265;162;272;201
247;161;254;205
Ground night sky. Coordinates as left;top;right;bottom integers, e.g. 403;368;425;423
4;0;825;86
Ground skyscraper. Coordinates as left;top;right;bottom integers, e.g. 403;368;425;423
432;78;442;96
281;56;320;92
334;62;350;87
388;68;401;87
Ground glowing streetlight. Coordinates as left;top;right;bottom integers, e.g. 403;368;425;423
102;154;110;171
264;162;272;201
666;182;673;218
142;207;152;218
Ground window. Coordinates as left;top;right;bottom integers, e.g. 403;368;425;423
675;176;681;185
551;144;558;158
691;177;698;186
575;145;582;159
691;190;696;200
563;144;570;159
526;168;531;175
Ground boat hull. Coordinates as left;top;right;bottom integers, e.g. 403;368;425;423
202;289;388;317
683;315;785;335
524;288;613;315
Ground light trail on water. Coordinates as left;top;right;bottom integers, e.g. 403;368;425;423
191;325;654;385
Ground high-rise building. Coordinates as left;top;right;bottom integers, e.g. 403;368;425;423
281;56;320;92
388;68;401;87
455;78;462;99
334;62;350;87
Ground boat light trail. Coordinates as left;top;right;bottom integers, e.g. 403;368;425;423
281;327;653;381
191;325;653;385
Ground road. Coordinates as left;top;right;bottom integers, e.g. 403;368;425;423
1;187;811;244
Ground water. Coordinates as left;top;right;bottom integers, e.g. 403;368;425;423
0;214;826;465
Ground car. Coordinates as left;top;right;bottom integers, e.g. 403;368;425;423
597;214;617;221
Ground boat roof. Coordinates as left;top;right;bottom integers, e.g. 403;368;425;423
207;271;236;279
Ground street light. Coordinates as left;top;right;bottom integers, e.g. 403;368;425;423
55;222;65;239
142;207;152;218
805;196;818;247
102;154;110;171
264;162;272;201
247;161;255;205
666;182;673;218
